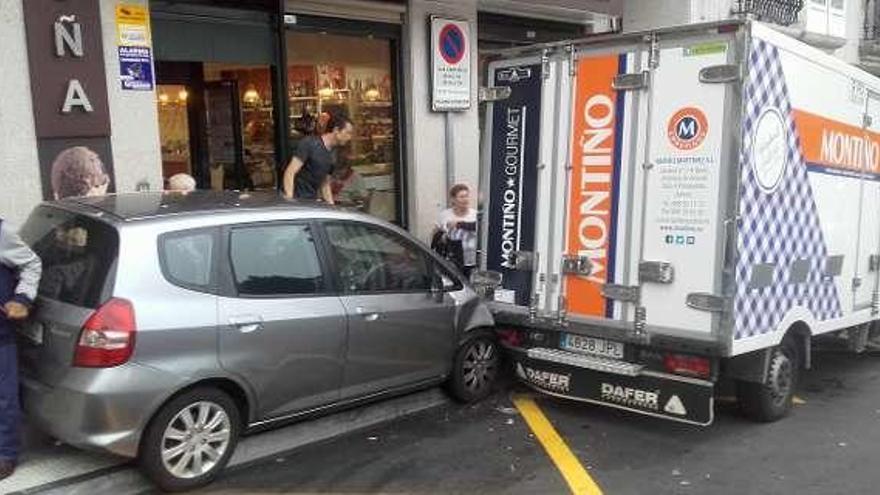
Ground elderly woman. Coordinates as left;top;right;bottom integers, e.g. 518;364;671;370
50;146;110;200
167;173;196;193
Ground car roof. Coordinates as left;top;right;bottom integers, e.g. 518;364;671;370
49;191;341;222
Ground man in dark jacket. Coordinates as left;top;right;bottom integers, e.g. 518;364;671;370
0;219;42;481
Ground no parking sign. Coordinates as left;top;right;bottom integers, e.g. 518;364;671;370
431;16;471;111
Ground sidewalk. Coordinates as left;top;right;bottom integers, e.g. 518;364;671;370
0;389;448;495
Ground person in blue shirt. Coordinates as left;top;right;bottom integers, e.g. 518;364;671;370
0;219;42;481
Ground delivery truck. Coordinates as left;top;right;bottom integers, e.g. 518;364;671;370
477;19;880;425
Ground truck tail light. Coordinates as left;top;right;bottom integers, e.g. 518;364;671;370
663;353;711;379
74;298;137;368
496;328;525;348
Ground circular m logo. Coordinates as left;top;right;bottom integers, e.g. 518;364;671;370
667;107;708;151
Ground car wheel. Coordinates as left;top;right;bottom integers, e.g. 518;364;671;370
448;330;500;403
140;387;241;492
736;338;801;422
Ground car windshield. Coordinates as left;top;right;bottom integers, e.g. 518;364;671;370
19;206;119;308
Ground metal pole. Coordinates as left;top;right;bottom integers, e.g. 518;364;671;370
445;111;455;194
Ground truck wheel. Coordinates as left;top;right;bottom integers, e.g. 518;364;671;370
736;338;801;422
140;387;241;492
447;330;500;403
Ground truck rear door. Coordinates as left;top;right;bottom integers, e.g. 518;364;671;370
561;33;738;338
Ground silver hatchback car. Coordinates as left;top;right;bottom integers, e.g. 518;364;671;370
16;191;498;491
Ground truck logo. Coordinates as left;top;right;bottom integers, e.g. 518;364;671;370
517;363;571;393
497;67;532;83
668;107;708;151
600;383;660;410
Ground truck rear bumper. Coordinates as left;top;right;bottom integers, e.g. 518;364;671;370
508;346;715;425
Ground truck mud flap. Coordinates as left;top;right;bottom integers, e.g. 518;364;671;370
513;354;714;426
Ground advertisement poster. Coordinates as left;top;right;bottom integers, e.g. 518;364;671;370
116;4;150;47
565;55;622;318
37;138;115;201
431;17;471;111
119;46;154;91
486;64;541;305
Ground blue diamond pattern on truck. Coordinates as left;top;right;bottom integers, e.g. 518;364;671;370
734;40;842;340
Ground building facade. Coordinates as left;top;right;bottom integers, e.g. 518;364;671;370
0;0;618;240
2;0;875;239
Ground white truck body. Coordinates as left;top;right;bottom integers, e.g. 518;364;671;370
480;20;880;424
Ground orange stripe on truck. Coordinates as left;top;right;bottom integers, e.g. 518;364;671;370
792;109;880;174
566;55;620;317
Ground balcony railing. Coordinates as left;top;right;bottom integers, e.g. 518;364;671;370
732;0;805;26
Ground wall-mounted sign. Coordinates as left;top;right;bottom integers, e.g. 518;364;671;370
23;0;112;138
430;16;471;112
116;4;154;92
116;4;150;47
119;46;154;91
23;0;115;200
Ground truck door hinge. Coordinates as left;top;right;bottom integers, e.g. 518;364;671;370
872;290;879;315
479;86;512;103
566;45;576;78
612;71;649;91
646;33;660;70
541;49;551;80
699;64;742;84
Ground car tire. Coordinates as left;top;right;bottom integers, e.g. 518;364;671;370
736;338;801;423
139;387;241;492
447;330;500;403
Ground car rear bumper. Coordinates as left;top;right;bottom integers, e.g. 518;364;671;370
506;346;715;425
20;363;180;458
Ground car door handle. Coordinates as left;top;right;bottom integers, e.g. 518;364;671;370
354;306;381;322
229;316;263;334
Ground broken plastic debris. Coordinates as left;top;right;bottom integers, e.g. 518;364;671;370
367;436;379;441
506;418;515;425
496;406;518;415
672;469;682;476
680;481;692;486
838;442;848;447
275;457;285;463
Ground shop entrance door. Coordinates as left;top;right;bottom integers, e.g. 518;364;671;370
205;80;246;191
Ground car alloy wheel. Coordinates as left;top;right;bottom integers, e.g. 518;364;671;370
161;401;233;479
461;339;498;396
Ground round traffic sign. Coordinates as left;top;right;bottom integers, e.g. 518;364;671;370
439;24;466;65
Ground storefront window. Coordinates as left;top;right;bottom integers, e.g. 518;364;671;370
286;31;400;223
157;84;192;182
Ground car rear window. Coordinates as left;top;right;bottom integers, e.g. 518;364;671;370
20;206;119;308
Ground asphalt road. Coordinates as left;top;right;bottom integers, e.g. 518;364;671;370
179;349;880;495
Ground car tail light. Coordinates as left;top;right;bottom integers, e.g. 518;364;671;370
663;353;711;379
74;298;137;368
496;328;524;348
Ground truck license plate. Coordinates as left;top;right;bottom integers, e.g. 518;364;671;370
561;333;624;359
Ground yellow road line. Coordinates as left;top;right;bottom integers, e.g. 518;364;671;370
512;395;603;495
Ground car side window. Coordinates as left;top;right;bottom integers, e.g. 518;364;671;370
160;229;216;291
324;222;431;293
229;224;325;296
